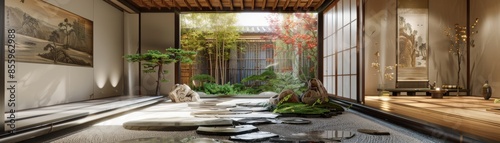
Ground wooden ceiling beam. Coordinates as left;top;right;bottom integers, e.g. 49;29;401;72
240;0;244;10
193;0;202;10
272;0;278;10
251;0;255;10
161;0;172;9
283;0;290;10
173;0;181;10
229;0;234;10
262;0;267;10
205;0;213;10
183;0;192;10
218;0;223;10
141;0;151;9
294;0;300;10
151;0;163;10
304;0;313;10
314;0;325;10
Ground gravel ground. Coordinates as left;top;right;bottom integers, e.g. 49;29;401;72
36;99;441;143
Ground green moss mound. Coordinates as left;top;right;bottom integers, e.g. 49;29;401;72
315;102;345;113
273;103;330;114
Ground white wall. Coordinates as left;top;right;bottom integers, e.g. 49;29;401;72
124;13;140;95
140;13;176;95
470;0;500;97
4;0;124;111
364;0;397;96
92;0;124;98
428;0;467;91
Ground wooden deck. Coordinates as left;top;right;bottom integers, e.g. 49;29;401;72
364;96;500;142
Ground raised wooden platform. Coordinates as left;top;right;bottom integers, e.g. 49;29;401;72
362;96;500;142
377;88;469;96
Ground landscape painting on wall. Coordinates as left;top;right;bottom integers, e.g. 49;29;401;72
5;0;93;67
397;0;429;81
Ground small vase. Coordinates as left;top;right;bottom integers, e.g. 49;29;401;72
482;80;492;100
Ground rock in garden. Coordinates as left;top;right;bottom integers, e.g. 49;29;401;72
301;78;329;105
278;89;301;103
168;84;200;102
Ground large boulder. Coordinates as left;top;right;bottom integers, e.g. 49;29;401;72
301;78;329;105
168;84;200;102
270;89;300;105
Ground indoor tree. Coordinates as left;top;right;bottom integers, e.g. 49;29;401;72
125;48;196;96
262;13;318;81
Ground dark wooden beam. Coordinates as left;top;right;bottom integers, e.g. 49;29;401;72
304;0;313;10
173;0;181;10
161;0;172;10
183;0;192;10
262;0;267;10
141;0;151;9
117;0;141;13
229;0;234;10
283;0;290;10
252;0;255;10
466;0;471;96
314;0;325;10
205;0;213;10
272;0;279;10
218;0;223;10
193;0;202;10
175;13;181;84
241;0;244;10
294;0;300;10
151;0;162;10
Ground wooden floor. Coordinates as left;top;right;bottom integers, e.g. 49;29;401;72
365;96;500;142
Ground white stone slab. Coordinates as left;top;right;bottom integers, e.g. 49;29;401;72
123;117;233;131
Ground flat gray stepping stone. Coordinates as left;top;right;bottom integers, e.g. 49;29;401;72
357;129;390;135
118;137;234;143
123;117;233;131
291;130;355;141
194;113;279;118
227;107;269;112
235;118;273;125
196;125;259;136
279;118;311;124
269;137;326;143
191;111;251;115
236;102;268;107
230;131;279;142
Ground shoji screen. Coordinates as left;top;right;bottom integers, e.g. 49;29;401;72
323;0;358;100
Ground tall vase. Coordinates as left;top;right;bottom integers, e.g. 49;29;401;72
482;80;492;100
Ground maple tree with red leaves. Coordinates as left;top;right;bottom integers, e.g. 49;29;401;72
262;13;318;80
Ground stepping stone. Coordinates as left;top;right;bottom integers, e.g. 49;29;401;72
357;129;390;135
118;137;234;143
196;125;259;136
269;137;325;143
291;130;355;141
236;102;269;107
279;118;311;124
230;131;279;142
194;113;279;118
188;102;236;108
123;117;233;131
235;118;273;125
191;110;251;115
227;107;269;112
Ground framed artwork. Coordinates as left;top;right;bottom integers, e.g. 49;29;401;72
397;0;429;84
5;0;93;67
